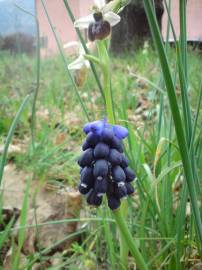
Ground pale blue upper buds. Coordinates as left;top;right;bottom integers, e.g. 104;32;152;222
83;119;128;139
112;125;128;139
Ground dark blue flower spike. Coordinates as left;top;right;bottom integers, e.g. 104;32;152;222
78;119;136;210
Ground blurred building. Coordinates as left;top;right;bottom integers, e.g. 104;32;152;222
36;0;202;57
36;0;93;57
161;0;202;42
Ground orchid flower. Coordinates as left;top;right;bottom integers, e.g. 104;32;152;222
63;41;91;70
74;0;121;41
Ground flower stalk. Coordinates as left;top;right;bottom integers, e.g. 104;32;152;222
119;200;129;270
102;61;115;124
97;40;148;270
113;209;148;270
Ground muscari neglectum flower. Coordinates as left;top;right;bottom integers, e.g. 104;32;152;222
78;119;136;210
74;0;121;42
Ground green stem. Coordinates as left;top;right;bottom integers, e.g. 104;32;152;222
102;207;116;270
103;68;115;124
120;200;129;270
97;40;147;269
84;54;101;67
120;232;128;270
98;40;126;267
96;40;115;124
113;209;148;270
103;77;128;267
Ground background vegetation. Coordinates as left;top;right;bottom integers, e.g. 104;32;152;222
0;1;202;269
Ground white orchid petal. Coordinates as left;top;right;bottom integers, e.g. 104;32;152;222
85;60;90;68
63;41;79;49
79;41;94;56
94;0;105;9
102;1;114;13
78;44;85;55
74;14;94;29
68;56;85;70
104;11;121;27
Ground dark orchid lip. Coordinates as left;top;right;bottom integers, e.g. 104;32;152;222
93;12;103;22
83;119;128;139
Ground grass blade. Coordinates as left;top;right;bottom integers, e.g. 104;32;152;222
0;216;15;250
13;3;41;149
0;94;31;185
143;0;202;242
11;177;30;270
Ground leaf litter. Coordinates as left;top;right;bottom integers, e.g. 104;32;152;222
1;163;82;268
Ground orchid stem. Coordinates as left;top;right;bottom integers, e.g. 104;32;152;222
84;54;101;66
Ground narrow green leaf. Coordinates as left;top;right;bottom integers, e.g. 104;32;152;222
143;0;202;242
0;94;31;185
